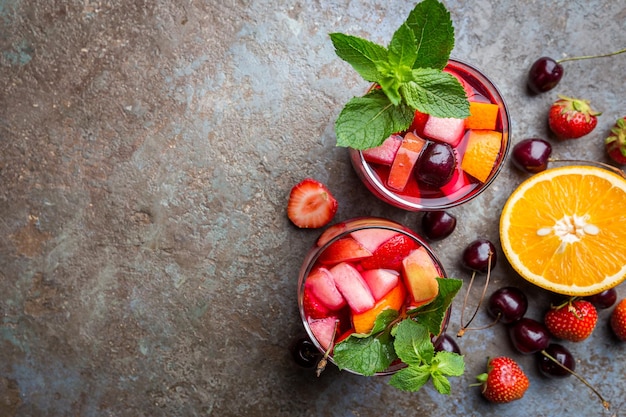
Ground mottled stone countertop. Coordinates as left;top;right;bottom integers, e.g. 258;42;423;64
1;1;625;416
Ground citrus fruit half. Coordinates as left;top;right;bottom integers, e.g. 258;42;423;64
500;165;626;296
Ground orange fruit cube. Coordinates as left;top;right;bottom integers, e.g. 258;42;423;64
465;102;500;130
461;129;502;183
352;283;406;334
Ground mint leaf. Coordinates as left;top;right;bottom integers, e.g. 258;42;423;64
389;364;431;392
433;351;465;377
380;23;418;105
387;23;418;79
409;278;463;335
333;331;396;376
390;319;465;393
405;0;455;70
400;69;470;119
329;33;388;82
335;89;414;149
370;308;399;335
392;319;434;366
430;351;465;394
431;373;452;395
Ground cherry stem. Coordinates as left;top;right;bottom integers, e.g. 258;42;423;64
548;158;626;179
457;253;493;337
540;350;610;410
556;47;626;64
316;319;338;377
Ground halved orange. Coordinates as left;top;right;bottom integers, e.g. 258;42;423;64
500;165;626;296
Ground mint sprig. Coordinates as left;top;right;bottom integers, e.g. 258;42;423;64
390;320;464;394
330;0;470;150
332;278;465;394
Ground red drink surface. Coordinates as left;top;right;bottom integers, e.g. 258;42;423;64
349;59;510;211
297;217;449;375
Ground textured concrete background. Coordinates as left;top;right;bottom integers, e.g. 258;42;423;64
1;0;625;416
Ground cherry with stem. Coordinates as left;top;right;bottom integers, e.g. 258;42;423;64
457;241;496;337
528;47;626;94
540;348;610;410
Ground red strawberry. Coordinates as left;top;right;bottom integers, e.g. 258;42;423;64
605;117;626;165
477;356;529;403
360;233;419;271
287;178;338;228
610;298;626;341
303;286;331;319
548;95;601;140
409;110;430;136
544;299;598;342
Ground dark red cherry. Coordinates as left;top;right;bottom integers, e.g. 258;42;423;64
290;337;321;368
584;288;618;309
508;317;550;354
528;57;564;94
487;287;528;324
511;138;552;173
415;141;455;187
461;239;497;273
433;333;462;354
422;211;457;241
538;343;575;378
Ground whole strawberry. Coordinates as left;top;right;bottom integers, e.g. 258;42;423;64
605;117;626;165
476;356;529;403
610;298;626;341
548;95;601;140
544;299;598;342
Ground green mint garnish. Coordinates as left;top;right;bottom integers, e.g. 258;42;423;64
390;319;465;394
330;0;470;150
332;277;464;394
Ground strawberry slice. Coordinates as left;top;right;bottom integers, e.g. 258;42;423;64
318;237;373;265
409;110;430;137
360;233;419;271
287;178;338;228
303;285;331;319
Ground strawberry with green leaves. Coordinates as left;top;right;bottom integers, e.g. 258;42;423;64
544;299;598;342
548;95;601;140
605;117;626;165
476;356;529;403
610;298;626;341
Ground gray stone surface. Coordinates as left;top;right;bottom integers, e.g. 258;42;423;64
1;0;625;416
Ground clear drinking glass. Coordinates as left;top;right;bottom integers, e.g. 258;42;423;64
349;59;511;211
297;217;450;375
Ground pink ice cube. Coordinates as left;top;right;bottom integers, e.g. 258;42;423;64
350;228;397;252
305;268;346;310
362;135;403;165
361;269;400;301
308;316;338;350
423;116;466;147
330;262;375;313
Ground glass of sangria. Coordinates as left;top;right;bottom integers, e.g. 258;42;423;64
297;217;451;375
349;59;511;211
